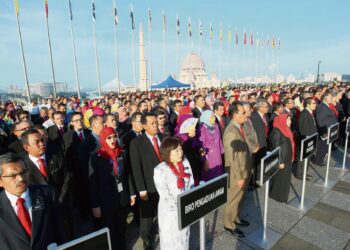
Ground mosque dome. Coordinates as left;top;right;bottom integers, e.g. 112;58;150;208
180;52;205;70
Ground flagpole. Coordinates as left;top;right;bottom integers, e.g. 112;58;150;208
219;23;222;85
209;22;212;81
255;32;258;82
199;20;202;86
44;1;57;98
162;11;166;80
148;9;152;88
130;5;136;89
68;0;81;98
188;17;192;86
227;26;230;82
92;1;101;96
176;15;179;80
112;0;120;93
13;1;31;104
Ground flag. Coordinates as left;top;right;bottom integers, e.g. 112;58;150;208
267;36;270;48
250;33;253;46
130;5;134;30
272;37;275;48
199;20;203;36
219;24;223;41
228;26;232;44
148;9;152;31
162;11;166;32
188;17;192;37
210;22;213;40
256;32;259;48
92;1;96;22
44;0;48;18
235;31;238;45
13;0;19;16
261;33;264;48
278;38;281;49
244;31;247;45
69;0;73;20
113;0;118;26
176;15;180;35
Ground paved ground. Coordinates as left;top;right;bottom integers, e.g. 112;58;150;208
126;145;350;250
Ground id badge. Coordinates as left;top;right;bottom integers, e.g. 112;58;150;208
118;182;123;192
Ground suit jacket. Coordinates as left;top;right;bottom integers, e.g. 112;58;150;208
191;107;203;119
0;185;64;250
315;102;338;137
8;139;24;154
223;121;252;182
47;125;67;154
22;152;69;203
251;111;269;148
243;118;259;155
130;133;164;194
169;111;178;135
298;109;317;140
215;116;227;137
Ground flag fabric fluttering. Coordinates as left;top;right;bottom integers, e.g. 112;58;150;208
272;37;275;48
244;31;247;45
92;1;96;22
162;11;166;32
176;15;180;35
69;0;73;20
148;9;152;31
14;0;19;16
267;36;270;48
235;31;238;45
210;22;213;40
278;38;281;49
219;24;223;41
228;26;232;44
130;5;134;30
188;17;192;37
250;33;253;46
261;33;264;48
113;0;118;26
44;0;48;18
199;20;203;37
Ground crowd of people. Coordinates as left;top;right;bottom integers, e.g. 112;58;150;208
0;82;349;250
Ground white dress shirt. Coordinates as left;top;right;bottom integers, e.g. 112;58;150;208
5;189;32;220
28;154;46;171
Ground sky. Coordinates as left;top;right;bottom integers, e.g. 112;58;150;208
0;0;350;90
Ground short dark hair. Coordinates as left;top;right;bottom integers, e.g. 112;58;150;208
70;112;82;122
21;129;41;146
213;101;224;111
33;124;46;131
160;137;182;164
52;111;64;119
141;112;156;125
154;109;166;117
0;153;25;176
273;102;283;112
303;97;314;108
16;110;29;119
173;99;182;107
138;100;147;109
228;101;243;118
283;97;292;106
130;112;142;123
89;115;103;128
194;95;203;104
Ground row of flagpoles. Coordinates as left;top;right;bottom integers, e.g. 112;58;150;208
12;0;281;102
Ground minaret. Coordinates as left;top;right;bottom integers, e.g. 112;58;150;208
139;23;148;91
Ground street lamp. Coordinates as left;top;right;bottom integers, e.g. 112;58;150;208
316;60;322;84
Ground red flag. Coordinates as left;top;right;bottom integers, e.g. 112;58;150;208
244;31;247;45
250;33;253;46
44;0;48;18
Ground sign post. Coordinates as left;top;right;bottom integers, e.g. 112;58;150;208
315;123;339;188
178;174;228;250
341;118;350;171
247;147;282;249
289;133;318;212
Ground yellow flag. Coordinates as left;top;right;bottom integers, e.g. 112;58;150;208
228;27;232;44
14;0;19;16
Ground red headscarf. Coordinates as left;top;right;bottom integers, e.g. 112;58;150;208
177;106;192;122
273;114;296;161
98;127;122;175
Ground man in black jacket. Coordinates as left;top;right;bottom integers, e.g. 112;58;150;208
0;153;64;250
8;120;33;154
47;111;67;154
296;97;317;179
192;95;206;118
130;112;163;250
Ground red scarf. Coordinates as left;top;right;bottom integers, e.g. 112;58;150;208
98;127;122;175
168;162;190;189
273;114;296;161
328;103;339;118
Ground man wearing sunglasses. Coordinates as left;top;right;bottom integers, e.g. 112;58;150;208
8;120;33;154
0;152;64;250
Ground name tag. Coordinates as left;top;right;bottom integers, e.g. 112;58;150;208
118;183;123;192
32;204;45;211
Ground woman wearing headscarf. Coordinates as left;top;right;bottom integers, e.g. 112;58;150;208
175;114;201;186
198;110;224;182
268;114;295;203
153;137;194;250
89;127;131;250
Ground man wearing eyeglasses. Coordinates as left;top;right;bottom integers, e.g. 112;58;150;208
0;152;64;250
8;120;33;154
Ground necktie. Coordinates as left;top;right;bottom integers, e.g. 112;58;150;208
37;158;47;178
160;127;165;134
239;126;246;140
79;132;84;141
59;127;64;135
220;118;225;128
263;116;269;136
152;137;161;161
16;198;32;237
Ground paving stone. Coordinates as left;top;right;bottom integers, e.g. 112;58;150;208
272;233;321;250
342;172;350;183
306;202;350;233
320;190;350;213
290;216;350;250
205;232;254;250
332;180;350;195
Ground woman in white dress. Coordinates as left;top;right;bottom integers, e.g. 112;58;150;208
154;137;194;250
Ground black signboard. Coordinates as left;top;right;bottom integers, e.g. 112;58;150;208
327;123;339;144
300;133;318;161
346;118;350;134
177;174;228;230
259;147;280;186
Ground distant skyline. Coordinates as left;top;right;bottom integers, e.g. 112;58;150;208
1;0;349;90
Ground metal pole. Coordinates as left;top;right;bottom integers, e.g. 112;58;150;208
177;33;179;80
92;20;101;96
68;10;81;98
148;19;152;87
325;142;332;186
199;217;205;250
209;39;212;80
45;15;57;98
163;27;166;80
15;10;31;104
263;179;269;241
131;29;137;88
113;14;120;93
342;132;349;170
300;158;308;208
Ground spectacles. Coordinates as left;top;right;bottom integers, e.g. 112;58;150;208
16;127;31;132
71;118;83;122
1;169;28;180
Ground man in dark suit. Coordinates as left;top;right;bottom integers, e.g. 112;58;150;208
250;99;269;188
8;121;33;154
314;92;338;166
213;101;227;137
296;97;317;180
130;112;163;250
283;97;297;132
155;109;171;137
21;129;69;204
47;111;67;153
0;152;64;250
169;100;182;135
269;102;284;131
192;95;206;118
